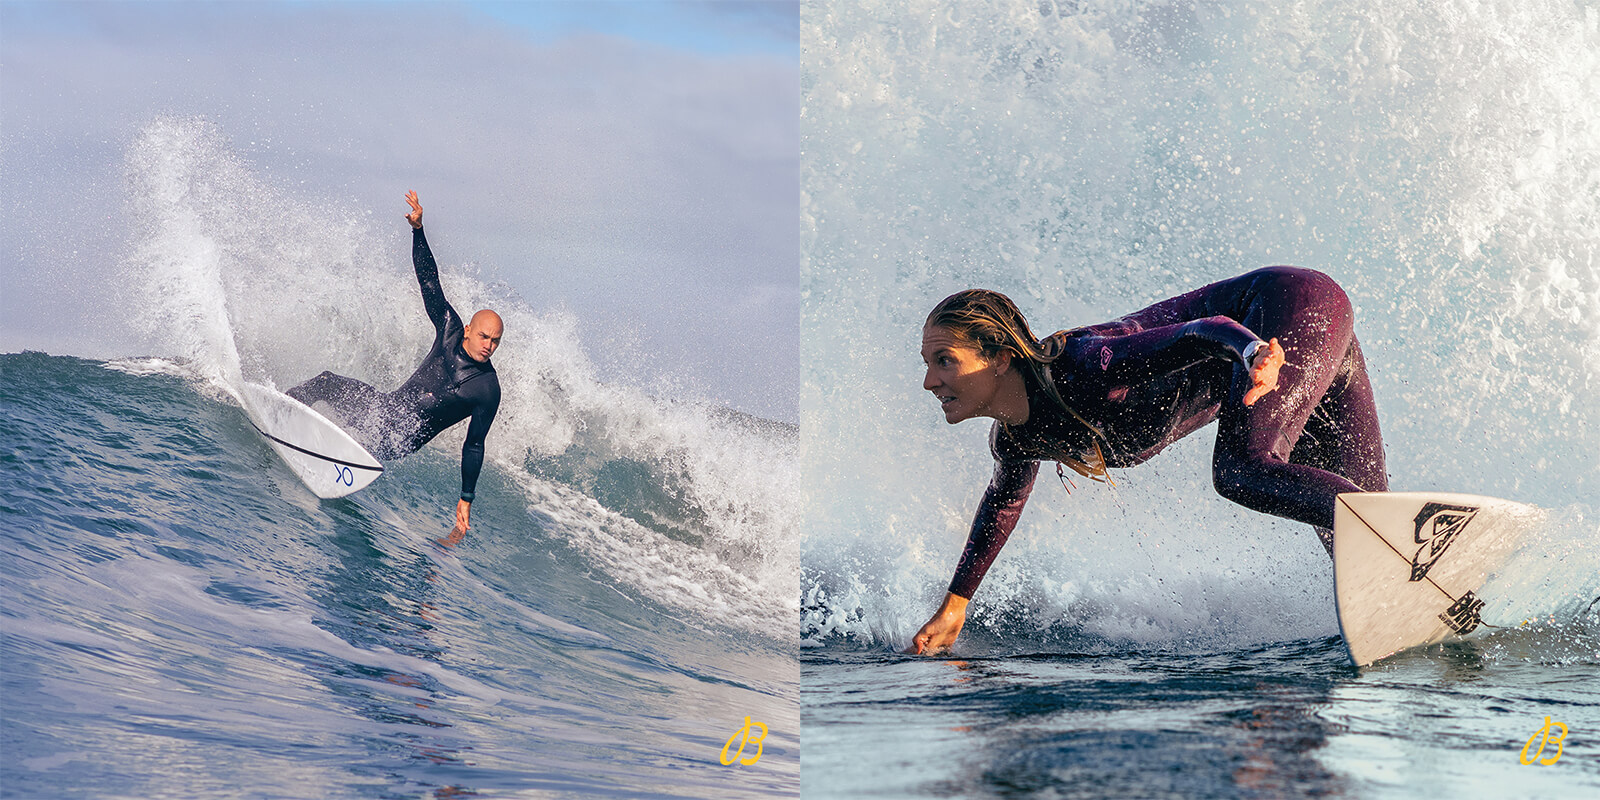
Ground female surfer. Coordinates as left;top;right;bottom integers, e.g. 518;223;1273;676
910;266;1388;655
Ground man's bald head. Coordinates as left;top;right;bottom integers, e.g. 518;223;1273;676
462;309;503;362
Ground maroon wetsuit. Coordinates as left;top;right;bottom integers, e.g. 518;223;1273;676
948;266;1388;598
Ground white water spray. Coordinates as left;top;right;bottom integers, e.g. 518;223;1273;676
802;0;1600;649
123;116;798;638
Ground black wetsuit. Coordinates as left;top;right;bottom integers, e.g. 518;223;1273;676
288;227;500;502
949;266;1388;599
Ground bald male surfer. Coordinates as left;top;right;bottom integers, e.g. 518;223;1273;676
288;191;502;535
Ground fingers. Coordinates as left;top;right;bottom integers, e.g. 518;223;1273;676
906;628;934;655
1243;374;1275;406
1242;338;1286;406
909;627;958;656
1265;338;1284;366
437;526;466;548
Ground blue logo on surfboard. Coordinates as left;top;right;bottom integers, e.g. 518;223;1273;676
1409;502;1479;581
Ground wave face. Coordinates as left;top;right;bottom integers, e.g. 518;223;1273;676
1;117;797;798
800;0;1600;653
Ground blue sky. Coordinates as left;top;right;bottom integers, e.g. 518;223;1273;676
469;0;797;55
8;0;798;55
1;0;799;420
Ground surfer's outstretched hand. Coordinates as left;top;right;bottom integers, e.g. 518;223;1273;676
406;190;424;229
1243;337;1285;406
906;593;969;656
436;526;466;549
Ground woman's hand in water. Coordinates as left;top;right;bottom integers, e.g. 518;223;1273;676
906;593;970;655
405;190;424;229
1243;337;1285;406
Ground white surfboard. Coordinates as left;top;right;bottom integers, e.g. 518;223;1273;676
1333;491;1543;666
235;381;384;499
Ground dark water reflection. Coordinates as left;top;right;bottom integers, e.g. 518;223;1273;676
803;633;1600;798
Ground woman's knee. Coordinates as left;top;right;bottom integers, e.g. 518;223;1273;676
1211;457;1255;506
1212;448;1300;510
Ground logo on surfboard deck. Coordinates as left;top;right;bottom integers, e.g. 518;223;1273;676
1408;502;1480;581
1438;591;1485;634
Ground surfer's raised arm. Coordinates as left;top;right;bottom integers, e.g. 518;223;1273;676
407;191;457;335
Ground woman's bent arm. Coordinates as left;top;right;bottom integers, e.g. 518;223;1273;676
1073;316;1262;385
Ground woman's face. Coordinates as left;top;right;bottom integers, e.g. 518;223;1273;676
921;324;1007;424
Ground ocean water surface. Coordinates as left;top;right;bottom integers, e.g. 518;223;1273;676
1;119;799;799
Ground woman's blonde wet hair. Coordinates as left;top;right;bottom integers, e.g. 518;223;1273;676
926;289;1112;483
